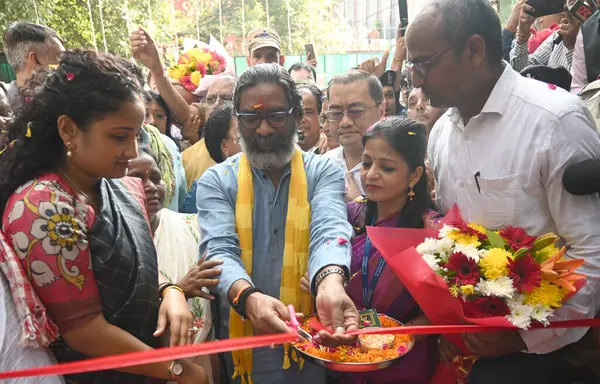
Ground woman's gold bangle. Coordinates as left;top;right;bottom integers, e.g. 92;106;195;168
162;285;185;299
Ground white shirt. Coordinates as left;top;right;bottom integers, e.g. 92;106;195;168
429;64;600;354
323;146;365;195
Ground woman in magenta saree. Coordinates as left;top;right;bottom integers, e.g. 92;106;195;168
343;117;439;384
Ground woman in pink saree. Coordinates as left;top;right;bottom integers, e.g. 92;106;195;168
344;117;439;384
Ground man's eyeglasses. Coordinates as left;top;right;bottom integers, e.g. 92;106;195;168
202;94;233;107
318;112;328;126
325;104;380;124
236;107;295;130
406;44;457;79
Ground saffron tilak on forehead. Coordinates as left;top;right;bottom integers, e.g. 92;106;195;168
253;96;268;112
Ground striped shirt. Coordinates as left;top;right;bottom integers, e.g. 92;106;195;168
510;31;574;72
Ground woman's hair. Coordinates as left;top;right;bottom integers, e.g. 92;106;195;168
204;101;234;164
297;83;323;114
143;90;175;141
137;143;160;169
0;49;143;216
358;116;430;234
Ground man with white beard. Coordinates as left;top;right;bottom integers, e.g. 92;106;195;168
197;63;359;384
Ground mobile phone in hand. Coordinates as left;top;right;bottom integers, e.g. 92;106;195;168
305;44;316;61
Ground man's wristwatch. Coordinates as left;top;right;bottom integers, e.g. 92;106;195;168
314;266;348;290
168;360;183;381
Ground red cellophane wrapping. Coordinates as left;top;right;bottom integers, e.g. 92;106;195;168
366;206;516;384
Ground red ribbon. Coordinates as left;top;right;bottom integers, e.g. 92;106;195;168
3;318;600;379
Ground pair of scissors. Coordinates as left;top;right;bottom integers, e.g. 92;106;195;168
287;305;313;342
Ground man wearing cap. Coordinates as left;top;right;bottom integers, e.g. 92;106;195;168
379;70;403;116
247;28;285;67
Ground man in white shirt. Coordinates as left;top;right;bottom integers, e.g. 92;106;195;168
324;70;385;200
406;0;600;382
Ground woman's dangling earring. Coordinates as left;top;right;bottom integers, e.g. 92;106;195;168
66;143;72;157
408;181;416;201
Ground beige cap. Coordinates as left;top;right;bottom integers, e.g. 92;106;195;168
247;28;282;54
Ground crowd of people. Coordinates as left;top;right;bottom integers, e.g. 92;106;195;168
1;0;600;383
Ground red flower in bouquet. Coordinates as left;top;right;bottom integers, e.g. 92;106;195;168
450;217;488;243
463;296;510;318
444;252;480;285
508;253;542;293
499;226;536;251
180;75;195;93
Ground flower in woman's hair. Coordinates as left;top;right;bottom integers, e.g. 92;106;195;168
444;252;480;285
476;276;516;298
531;305;553;326
508;253;542;293
66;72;75;81
499;226;536;251
463;296;510;318
479;248;512;280
507;302;534;329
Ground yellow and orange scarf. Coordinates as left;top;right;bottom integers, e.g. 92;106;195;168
231;148;314;384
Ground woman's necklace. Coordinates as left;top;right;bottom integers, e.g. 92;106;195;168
58;170;94;204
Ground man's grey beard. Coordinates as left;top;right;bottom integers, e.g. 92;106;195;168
237;125;298;170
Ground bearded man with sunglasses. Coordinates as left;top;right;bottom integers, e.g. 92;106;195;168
197;63;358;384
408;0;600;383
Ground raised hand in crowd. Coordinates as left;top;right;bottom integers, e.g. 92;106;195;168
516;4;537;44
391;23;407;74
181;112;203;144
177;253;223;301
130;27;163;76
558;12;581;50
506;0;526;33
357;50;389;79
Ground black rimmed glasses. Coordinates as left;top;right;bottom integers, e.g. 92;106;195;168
236;107;295;130
406;44;457;79
325;104;380;124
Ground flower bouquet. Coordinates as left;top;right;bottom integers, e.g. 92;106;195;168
168;46;227;94
366;205;586;384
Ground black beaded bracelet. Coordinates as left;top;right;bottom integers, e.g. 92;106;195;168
231;287;262;318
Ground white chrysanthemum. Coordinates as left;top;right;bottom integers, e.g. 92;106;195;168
422;253;441;272
531;305;553;326
507;294;526;306
454;243;481;262
439;224;457;239
476;276;516;299
416;237;440;255
507;302;534;329
436;237;455;255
